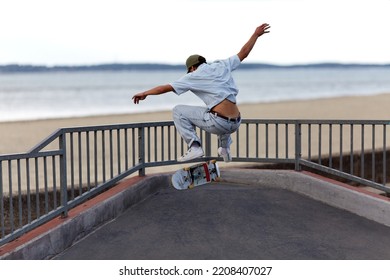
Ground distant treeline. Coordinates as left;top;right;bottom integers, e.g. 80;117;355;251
1;62;390;73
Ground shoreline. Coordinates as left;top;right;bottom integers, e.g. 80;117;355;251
2;91;390;126
1;93;390;154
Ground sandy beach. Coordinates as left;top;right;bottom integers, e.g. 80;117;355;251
1;93;390;155
0;93;390;154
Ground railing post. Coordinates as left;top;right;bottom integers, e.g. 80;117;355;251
0;160;4;238
204;131;212;157
295;121;302;171
138;127;145;176
59;129;68;218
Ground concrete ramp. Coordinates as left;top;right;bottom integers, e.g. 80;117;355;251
2;169;390;260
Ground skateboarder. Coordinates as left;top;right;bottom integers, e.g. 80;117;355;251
132;23;270;162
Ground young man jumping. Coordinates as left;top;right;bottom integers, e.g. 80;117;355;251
132;23;270;162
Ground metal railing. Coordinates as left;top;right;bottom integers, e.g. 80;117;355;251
1;119;389;246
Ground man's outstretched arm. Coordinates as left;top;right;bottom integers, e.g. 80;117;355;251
132;84;174;104
237;23;270;62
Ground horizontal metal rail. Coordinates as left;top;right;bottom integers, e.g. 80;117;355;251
1;119;389;246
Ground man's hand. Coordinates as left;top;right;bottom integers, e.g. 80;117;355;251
132;92;146;104
254;23;271;37
237;22;271;61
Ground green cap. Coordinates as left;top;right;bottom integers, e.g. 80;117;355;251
186;54;206;73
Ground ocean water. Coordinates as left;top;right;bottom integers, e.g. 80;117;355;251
1;67;390;122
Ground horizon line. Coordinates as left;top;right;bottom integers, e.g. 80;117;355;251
1;62;390;73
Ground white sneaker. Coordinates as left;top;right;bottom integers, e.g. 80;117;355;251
178;146;204;162
218;147;232;162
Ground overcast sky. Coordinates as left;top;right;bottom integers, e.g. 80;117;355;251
1;0;390;66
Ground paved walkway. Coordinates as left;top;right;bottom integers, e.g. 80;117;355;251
54;180;390;260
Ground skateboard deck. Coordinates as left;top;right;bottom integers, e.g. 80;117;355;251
171;160;220;190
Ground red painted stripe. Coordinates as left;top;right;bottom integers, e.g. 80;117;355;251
203;163;211;182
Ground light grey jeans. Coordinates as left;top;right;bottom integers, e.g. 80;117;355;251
172;105;241;149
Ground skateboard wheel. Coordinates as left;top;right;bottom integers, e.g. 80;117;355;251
184;167;191;171
211;159;216;164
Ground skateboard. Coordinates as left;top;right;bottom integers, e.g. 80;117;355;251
171;160;220;190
